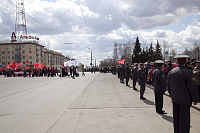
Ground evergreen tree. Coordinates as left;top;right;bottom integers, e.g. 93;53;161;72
148;43;154;62
144;46;149;62
154;40;163;60
132;37;142;63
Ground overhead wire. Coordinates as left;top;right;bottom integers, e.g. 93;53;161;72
77;0;91;41
3;0;69;43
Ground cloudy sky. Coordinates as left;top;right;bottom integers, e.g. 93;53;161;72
1;0;200;66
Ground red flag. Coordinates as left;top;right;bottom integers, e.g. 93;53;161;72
0;67;4;71
30;66;32;69
5;65;10;69
117;59;125;64
26;60;29;63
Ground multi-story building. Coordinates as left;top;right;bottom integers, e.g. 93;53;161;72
44;48;68;68
0;32;77;68
0;40;44;67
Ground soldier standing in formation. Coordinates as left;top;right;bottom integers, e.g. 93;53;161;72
137;63;146;100
120;64;125;83
167;55;199;133
125;63;131;86
132;64;138;90
152;60;167;114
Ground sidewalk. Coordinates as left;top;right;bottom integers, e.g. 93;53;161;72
48;73;200;133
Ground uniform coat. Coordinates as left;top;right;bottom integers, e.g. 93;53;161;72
132;67;138;89
137;67;146;96
125;66;131;85
152;68;166;94
168;66;199;106
168;65;199;133
152;68;166;113
120;66;125;83
137;67;146;86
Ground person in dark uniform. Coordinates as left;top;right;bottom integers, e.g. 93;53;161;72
120;64;125;83
152;60;167;114
132;64;138;90
125;63;131;86
137;63;146;100
167;55;199;133
72;66;76;79
117;65;120;78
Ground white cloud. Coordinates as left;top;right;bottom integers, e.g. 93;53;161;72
0;0;200;65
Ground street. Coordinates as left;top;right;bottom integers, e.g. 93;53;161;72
0;73;200;133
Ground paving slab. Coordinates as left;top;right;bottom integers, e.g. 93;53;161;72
0;73;199;133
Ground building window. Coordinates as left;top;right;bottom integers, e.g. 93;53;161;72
12;45;14;48
30;61;32;65
23;56;25;59
8;56;10;59
1;46;5;49
7;45;9;49
12;56;14;59
22;50;25;53
22;45;24;48
29;56;32;59
29;45;31;49
2;51;5;54
29;50;32;53
2;62;5;65
2;56;5;59
12;51;14;54
7;51;10;54
23;62;25;64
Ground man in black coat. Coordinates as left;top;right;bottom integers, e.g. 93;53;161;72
132;64;138;90
125;63;131;86
137;63;146;100
120;64;125;83
152;60;166;114
168;55;199;133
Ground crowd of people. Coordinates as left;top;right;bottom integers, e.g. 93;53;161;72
107;55;199;133
0;66;83;79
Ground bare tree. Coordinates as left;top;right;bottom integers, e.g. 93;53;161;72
193;41;200;60
112;42;118;67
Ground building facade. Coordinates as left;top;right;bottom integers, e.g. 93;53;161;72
0;40;44;67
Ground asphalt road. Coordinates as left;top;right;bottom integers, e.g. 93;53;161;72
0;72;199;133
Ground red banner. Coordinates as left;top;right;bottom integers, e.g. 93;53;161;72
117;59;125;64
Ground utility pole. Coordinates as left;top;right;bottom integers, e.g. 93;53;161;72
87;47;92;68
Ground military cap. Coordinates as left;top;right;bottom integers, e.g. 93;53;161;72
196;61;200;63
155;60;164;64
174;55;189;60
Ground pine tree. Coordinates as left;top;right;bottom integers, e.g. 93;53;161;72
148;43;154;62
154;40;163;60
132;37;142;63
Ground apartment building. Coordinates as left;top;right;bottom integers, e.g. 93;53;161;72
44;48;67;68
0;40;44;67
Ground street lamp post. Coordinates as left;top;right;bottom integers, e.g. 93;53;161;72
93;56;96;68
87;47;92;68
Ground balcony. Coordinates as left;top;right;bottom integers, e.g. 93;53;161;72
15;47;21;51
41;53;44;57
15;53;21;56
36;47;40;51
36;52;40;56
